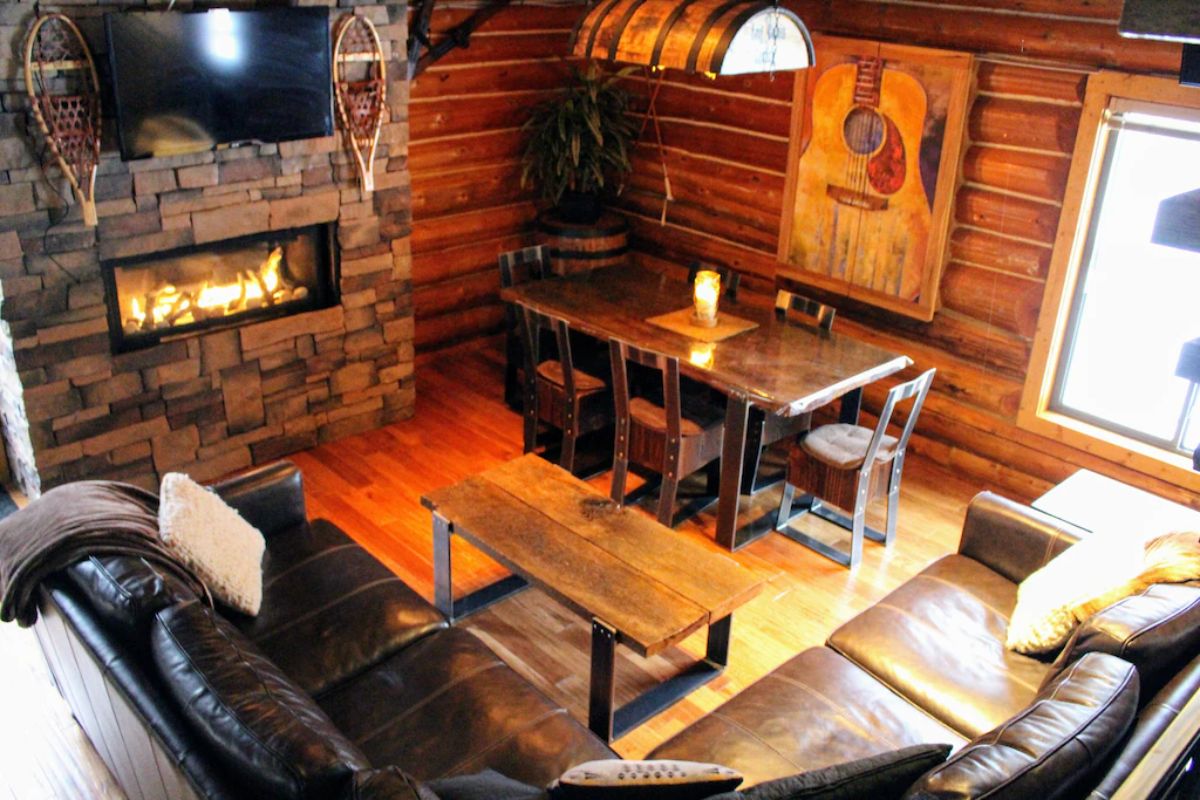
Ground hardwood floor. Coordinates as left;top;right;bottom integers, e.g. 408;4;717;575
291;344;982;757
0;343;985;796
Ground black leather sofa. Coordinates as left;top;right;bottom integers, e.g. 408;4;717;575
31;461;1200;799
32;461;614;800
650;493;1200;799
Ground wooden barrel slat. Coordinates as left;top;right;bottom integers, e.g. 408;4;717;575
536;210;631;276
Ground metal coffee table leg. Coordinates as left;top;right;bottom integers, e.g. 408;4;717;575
431;512;527;623
589;614;735;742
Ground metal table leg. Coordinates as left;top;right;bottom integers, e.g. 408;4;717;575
716;393;750;551
589;614;735;743
431;512;528;624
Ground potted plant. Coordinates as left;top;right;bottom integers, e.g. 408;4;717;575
521;63;637;225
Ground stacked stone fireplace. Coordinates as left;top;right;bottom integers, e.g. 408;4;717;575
0;0;412;496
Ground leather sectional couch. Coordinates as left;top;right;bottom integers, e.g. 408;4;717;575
30;461;1200;799
32;461;614;800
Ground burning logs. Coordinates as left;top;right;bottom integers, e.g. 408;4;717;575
122;246;309;334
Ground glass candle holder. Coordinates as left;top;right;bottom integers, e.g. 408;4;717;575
692;270;720;328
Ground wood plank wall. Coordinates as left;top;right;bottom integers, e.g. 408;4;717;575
408;0;1194;505
612;1;1191;505
408;2;577;353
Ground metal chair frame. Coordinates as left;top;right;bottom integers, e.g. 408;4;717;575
499;245;550;408
518;305;609;474
609;339;723;527
777;368;936;568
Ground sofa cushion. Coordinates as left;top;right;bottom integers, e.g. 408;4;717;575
726;743;951;800
230;519;448;696
903;652;1139;799
1045;583;1200;701
319;626;615;788
828;555;1051;738
63;554;197;648
648;648;965;787
152;600;370;800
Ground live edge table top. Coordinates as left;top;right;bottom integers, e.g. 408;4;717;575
501;264;910;417
420;454;763;657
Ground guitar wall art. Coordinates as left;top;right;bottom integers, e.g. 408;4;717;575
780;37;972;321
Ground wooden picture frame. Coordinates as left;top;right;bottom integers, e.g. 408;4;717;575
778;36;972;321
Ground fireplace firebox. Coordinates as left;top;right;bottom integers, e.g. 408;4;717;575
101;223;339;352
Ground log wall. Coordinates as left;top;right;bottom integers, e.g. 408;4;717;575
409;0;1195;505
408;2;576;353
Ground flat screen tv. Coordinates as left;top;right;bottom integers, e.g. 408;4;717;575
105;8;332;161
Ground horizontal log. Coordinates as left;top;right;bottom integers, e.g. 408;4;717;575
424;30;570;68
409;128;525;175
411;201;536;255
410;91;554;139
970;96;1081;154
414;269;499;320
416;303;505;351
627;81;792;138
419;5;583;34
653;118;788;173
895;0;1122;21
412;59;570;100
659;68;795;103
962;145;1070;202
955;186;1061;244
976;62;1087;103
614;189;779;251
949;227;1051;279
938;260;1043;339
815;2;1181;73
628;150;787;217
412;232;530;287
411;161;529;219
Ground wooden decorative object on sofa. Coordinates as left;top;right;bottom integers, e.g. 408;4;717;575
333;13;386;193
23;13;101;227
777;368;936;568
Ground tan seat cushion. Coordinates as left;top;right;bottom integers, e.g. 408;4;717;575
828;555;1053;739
629;397;706;436
802;423;898;470
536;360;604;393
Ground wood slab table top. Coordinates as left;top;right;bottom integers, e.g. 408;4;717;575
420;454;763;657
501;264;911;417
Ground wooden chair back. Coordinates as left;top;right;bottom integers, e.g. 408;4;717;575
608;339;685;443
687;261;740;300
499;245;549;289
518;305;575;396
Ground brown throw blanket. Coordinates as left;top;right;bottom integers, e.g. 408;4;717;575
0;481;208;627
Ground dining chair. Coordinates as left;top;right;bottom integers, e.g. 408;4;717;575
499;245;551;409
518;305;612;475
609;338;725;527
776;368;936;569
687;261;740;300
740;281;839;495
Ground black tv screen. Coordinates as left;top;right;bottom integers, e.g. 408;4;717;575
105;8;332;161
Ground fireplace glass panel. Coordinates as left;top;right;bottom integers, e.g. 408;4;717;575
104;224;337;351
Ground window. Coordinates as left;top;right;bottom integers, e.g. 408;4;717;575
1021;73;1200;488
1052;101;1200;458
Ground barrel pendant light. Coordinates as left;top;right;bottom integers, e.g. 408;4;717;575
571;0;814;77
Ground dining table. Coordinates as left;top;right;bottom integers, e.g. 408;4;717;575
501;264;912;550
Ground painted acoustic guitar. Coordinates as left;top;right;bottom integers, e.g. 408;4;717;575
789;57;931;300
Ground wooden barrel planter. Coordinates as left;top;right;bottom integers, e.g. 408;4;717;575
536;210;630;276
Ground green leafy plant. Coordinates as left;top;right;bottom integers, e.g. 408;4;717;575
520;64;638;205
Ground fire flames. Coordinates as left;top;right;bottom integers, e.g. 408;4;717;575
124;247;308;333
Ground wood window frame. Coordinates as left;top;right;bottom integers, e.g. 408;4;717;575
1018;71;1200;493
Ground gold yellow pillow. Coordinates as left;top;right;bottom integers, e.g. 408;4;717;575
1007;531;1200;656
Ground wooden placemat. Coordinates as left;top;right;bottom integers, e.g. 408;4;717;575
645;306;759;342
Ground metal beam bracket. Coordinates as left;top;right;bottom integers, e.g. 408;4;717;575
407;0;513;80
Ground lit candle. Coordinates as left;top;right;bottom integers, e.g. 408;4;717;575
693;270;720;328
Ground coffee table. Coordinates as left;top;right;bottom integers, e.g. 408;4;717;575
1033;469;1200;536
420;454;763;742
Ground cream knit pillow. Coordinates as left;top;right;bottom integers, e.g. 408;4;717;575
158;473;265;616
